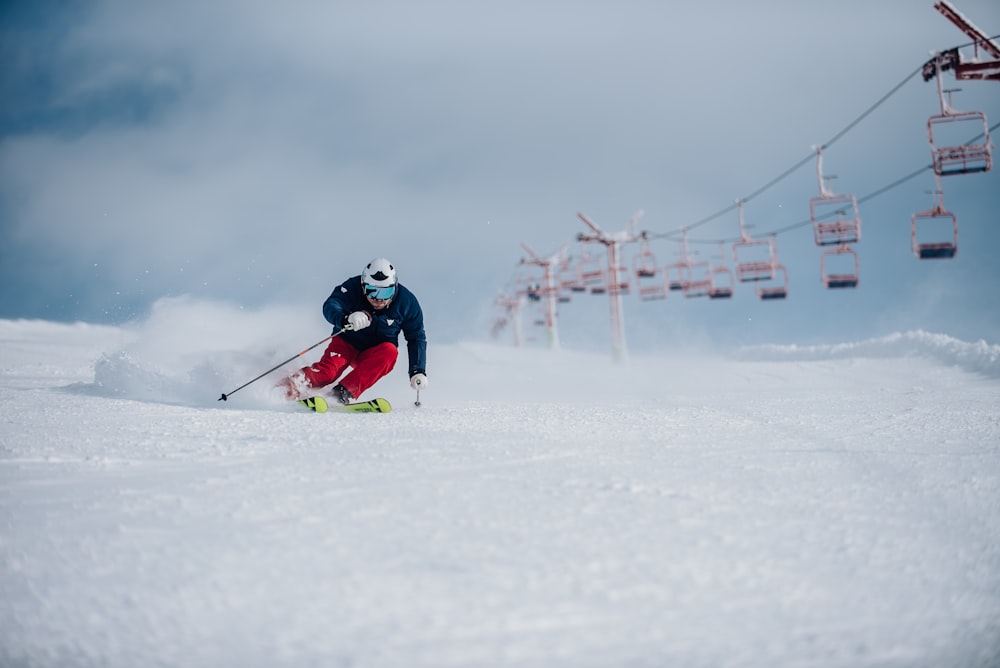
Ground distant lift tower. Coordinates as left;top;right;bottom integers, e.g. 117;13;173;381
519;243;563;350
577;210;643;362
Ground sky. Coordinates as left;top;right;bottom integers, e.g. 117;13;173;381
3;314;1000;665
1;0;999;351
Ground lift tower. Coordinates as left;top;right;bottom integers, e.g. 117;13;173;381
519;243;564;350
576;211;643;362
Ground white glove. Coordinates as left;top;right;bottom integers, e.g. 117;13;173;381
347;311;371;330
410;373;428;391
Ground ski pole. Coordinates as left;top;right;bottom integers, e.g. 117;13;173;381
218;326;350;402
414;388;421;408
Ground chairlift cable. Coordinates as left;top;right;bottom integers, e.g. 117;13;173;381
644;33;996;243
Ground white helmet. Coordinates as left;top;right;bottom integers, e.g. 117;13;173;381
362;257;398;301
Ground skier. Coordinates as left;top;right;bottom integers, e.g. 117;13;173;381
278;257;427;405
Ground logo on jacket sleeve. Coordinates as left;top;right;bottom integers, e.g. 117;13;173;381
387;319;395;325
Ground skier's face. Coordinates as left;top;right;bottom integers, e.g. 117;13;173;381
366;295;391;310
363;283;395;310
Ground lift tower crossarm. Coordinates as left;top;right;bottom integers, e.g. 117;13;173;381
935;1;1000;59
926;1;1000;82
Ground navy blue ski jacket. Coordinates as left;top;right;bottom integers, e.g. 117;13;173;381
322;275;427;377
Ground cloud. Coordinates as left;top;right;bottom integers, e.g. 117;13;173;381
1;0;998;344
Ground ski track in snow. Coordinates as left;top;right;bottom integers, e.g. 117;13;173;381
1;311;999;667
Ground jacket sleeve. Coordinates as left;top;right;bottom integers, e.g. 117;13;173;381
322;278;356;331
401;290;427;376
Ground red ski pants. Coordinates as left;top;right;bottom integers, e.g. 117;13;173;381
300;337;398;398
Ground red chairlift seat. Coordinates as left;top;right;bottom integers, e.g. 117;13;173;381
683;261;712;299
757;264;788;300
708;265;734;299
911;175;959;260
912;207;958;259
558;263;584;294
633;250;667;301
733;241;776;283
811;193;861;246
731;200;777;282
633;249;658;279
809;147;861;246
821;245;860;289
577;256;607;293
929;109;993;176
925;54;993;176
664;261;689;291
707;243;734;299
664;230;699;291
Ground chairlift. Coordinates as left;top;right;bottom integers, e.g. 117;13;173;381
809;147;861;246
821;245;860;289
662;228;700;291
757;263;789;301
664;262;689;291
708;267;734;299
577;254;607;294
732;200;777;282
558;260;584;294
926;54;992;176
633;244;658;279
633;247;667;301
683;261;712;299
754;238;788;300
912;176;958;259
708;243;734;299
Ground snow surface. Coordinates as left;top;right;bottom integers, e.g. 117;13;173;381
2;302;1000;667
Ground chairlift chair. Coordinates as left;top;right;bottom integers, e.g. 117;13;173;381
912;175;959;260
821;245;860;289
708;266;734;299
757;263;789;301
733;243;775;282
633;249;667;301
732;200;776;282
664;262;689;291
706;242;734;299
633;247;658;279
558;261;584;294
810;147;862;246
911;211;958;258
929;109;993;175
683;261;712;299
577;254;607;294
926;54;993;176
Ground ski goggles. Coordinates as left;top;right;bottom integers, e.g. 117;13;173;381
364;284;396;300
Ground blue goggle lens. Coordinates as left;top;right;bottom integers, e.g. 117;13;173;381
365;284;396;300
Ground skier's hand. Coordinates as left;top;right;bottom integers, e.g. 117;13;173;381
410;373;428;391
347;311;371;330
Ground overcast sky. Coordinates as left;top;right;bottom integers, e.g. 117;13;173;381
1;0;998;349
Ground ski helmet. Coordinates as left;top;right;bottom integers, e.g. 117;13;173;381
361;257;398;301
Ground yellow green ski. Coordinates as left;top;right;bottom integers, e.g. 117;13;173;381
298;396;392;414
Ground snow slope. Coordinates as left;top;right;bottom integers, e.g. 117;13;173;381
2;304;999;667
